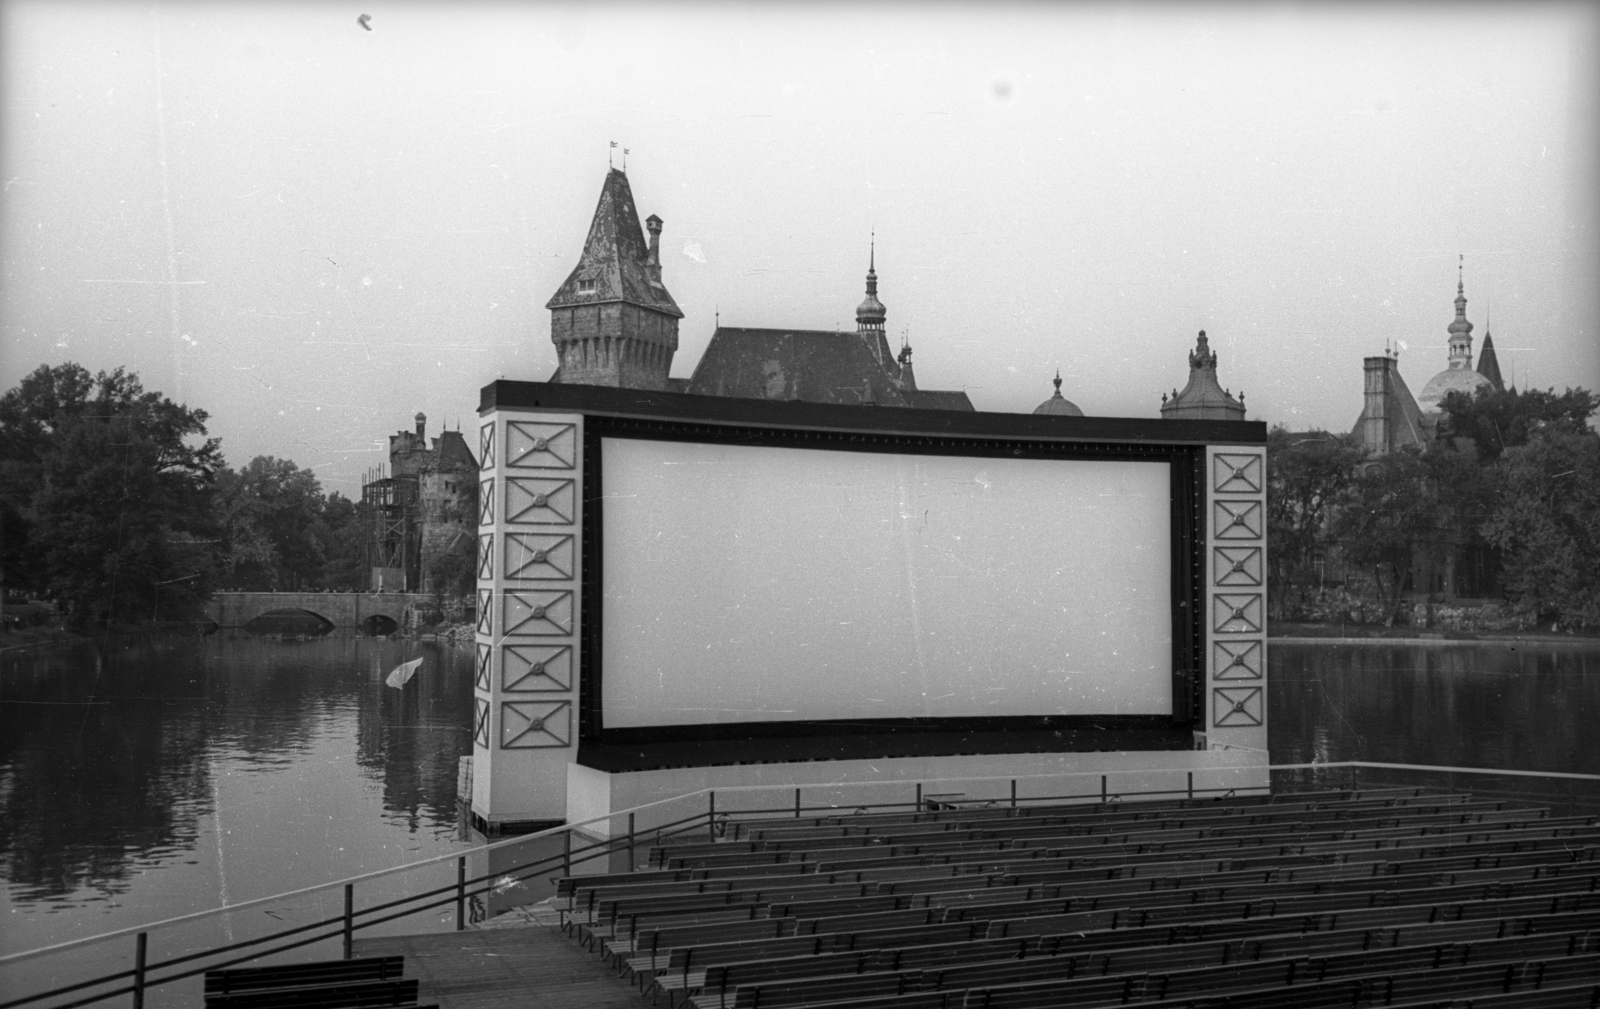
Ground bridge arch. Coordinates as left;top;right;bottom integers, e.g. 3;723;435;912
207;592;414;632
242;608;336;636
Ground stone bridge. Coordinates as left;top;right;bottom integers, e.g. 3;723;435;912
206;592;416;630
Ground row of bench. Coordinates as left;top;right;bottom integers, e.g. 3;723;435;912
202;956;430;1009
541;787;1600;1007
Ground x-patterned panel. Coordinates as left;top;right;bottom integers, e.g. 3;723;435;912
502;644;572;692
476;589;493;635
502;590;574;636
1213;686;1263;727
501;701;571;749
1213;639;1263;680
475;643;492;691
504;533;574;580
473;698;491;749
1213;593;1263;634
1213;453;1263;495
478;478;494;527
506;422;575;470
1214;546;1263;587
477;534;494;580
1214;500;1262;540
505;478;575;525
479;424;495;472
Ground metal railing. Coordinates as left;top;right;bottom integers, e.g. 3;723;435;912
6;760;1600;1009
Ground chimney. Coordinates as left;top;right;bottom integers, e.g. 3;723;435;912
1360;358;1390;456
414;412;426;439
645;214;663;283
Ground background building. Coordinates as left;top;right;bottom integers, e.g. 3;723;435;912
362;413;478;594
548;170;973;411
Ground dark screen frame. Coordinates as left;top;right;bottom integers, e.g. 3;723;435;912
480;381;1259;772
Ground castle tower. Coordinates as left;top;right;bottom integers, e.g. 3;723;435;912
855;238;895;368
546;169;683;390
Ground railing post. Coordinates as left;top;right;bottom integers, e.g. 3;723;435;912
562;829;572;876
628;813;636;872
1188;772;1194;800
132;932;147;1009
915;783;922;812
1101;775;1108;803
709;791;716;838
1010;779;1017;809
455;857;466;931
343;884;354;959
795;788;802;818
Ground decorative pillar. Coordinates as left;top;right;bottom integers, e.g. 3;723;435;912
1205;445;1268;754
472;409;584;829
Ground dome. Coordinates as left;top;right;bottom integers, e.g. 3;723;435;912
855;290;886;325
1033;373;1084;417
1416;366;1490;414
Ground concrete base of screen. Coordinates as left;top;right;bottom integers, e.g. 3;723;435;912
565;749;1270;841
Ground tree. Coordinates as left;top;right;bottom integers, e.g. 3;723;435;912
215;457;329;590
318;492;366;591
0;364;221;622
1329;449;1436;625
1438;385;1598;460
1481;427;1600;629
1265;427;1363;619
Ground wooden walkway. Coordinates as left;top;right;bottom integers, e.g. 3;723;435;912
354;926;641;1009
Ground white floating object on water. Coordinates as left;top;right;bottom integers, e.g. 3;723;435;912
385;657;423;689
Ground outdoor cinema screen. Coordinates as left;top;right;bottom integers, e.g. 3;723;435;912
599;436;1173;729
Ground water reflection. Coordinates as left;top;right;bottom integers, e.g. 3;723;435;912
1270;640;1600;772
0;632;473;952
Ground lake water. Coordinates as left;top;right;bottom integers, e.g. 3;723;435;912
4;633;1600;1001
0;633;477;967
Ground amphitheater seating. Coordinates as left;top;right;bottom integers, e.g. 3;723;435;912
552;787;1600;1008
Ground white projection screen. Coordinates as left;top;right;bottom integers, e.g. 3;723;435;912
600;437;1173;729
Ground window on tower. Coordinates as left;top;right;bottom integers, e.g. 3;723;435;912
578;278;596;294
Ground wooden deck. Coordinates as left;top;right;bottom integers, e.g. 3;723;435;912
354;925;641;1009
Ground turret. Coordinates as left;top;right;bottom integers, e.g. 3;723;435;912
546;169;682;390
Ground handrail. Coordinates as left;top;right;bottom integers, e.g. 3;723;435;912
6;759;1600;1009
0;783;697;967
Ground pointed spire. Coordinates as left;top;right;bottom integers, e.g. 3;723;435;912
1446;255;1474;370
855;232;887;337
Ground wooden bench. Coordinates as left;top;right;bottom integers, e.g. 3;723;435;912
204;980;420;1009
204;957;406;996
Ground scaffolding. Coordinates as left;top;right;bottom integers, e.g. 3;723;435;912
360;465;420;591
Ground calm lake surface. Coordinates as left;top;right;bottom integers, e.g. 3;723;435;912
3;633;1600;996
0;633;476;963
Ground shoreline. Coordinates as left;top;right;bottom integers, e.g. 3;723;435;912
1269;622;1599;645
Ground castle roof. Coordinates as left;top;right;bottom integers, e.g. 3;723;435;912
1477;330;1505;392
546;169;682;318
1351;354;1431;453
1161;331;1245;421
685;327;972;411
1033;372;1085;417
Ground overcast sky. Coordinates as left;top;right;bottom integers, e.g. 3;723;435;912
4;1;1596;496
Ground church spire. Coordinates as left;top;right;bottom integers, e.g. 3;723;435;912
1446;254;1475;372
855;232;889;364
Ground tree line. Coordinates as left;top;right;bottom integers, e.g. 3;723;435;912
1268;384;1599;629
1;363;367;625
4;361;1597;630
